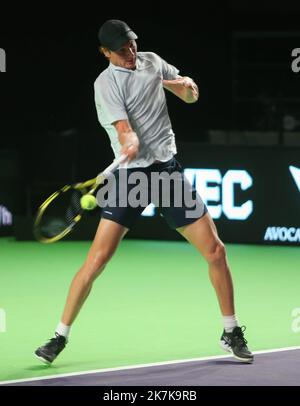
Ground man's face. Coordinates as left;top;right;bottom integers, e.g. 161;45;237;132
109;40;137;70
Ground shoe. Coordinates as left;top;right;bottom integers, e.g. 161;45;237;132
220;326;254;363
35;332;67;364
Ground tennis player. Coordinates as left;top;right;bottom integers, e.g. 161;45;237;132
35;20;253;364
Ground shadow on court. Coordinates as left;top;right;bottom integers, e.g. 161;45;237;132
4;349;300;386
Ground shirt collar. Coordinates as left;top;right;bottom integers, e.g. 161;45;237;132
109;63;134;73
109;53;152;73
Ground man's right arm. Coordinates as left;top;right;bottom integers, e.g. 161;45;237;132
113;120;139;161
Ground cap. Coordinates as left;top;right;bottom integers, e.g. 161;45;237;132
98;20;138;51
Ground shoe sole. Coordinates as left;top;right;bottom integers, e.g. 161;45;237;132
34;353;52;365
220;340;254;363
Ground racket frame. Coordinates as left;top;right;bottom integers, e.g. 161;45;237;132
33;154;127;243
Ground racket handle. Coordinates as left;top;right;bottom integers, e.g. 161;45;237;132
96;154;128;184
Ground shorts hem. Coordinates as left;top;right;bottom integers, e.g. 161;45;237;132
101;214;132;230
172;206;208;230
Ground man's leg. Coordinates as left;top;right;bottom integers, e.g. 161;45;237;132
61;219;128;325
35;218;128;364
177;212;234;316
177;212;253;362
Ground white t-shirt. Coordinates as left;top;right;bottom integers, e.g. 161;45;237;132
94;52;179;168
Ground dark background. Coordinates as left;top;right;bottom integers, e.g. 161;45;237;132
0;1;300;239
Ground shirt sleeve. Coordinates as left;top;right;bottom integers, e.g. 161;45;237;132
157;54;179;80
94;76;128;126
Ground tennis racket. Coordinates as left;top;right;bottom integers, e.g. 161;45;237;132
33;154;127;243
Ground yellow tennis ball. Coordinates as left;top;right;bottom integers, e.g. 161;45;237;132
80;194;97;210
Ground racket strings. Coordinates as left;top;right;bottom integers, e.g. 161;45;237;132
37;188;83;239
65;191;82;223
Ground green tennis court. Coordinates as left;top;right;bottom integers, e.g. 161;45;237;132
0;237;299;382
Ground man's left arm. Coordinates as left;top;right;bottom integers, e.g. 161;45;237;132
163;75;199;103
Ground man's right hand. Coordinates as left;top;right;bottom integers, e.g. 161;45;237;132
113;120;140;162
121;141;139;161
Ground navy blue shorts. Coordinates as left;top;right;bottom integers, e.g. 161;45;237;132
99;157;207;230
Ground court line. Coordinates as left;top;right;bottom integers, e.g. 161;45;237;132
1;345;300;385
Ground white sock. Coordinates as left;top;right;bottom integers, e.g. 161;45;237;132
55;322;71;339
223;315;239;333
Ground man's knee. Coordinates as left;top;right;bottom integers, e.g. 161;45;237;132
82;248;114;283
93;249;114;269
206;241;226;265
